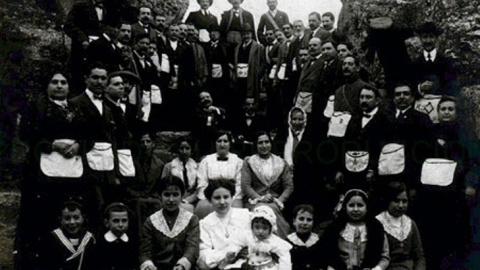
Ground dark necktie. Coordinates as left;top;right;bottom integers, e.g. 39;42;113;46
427;53;432;62
217;156;228;161
182;161;189;190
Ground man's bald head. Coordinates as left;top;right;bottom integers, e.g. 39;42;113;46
308;37;322;57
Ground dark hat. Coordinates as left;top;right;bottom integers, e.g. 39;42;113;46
108;70;141;84
417;22;442;36
197;0;213;6
241;23;252;33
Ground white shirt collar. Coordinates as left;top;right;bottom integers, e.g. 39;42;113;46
423;48;437;61
363;107;379;118
104;231;129;243
50;98;68;108
243;40;253;47
102;33;112;42
395;106;411;118
86;89;102;100
269;9;277;17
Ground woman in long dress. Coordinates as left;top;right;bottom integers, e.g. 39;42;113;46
242;131;294;239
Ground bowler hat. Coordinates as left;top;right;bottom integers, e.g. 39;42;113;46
241;23;252;33
417;22;442;36
108;70;141;84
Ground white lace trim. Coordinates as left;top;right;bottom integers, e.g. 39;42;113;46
376;212;411;242
287;232;319;248
248;154;285;187
340;223;367;243
150;208;193;238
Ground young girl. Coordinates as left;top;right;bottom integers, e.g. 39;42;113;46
224;205;292;270
162;136;199;212
321;189;390;270
37;200;96;270
376;181;426;270
287;205;321;270
140;176;200;270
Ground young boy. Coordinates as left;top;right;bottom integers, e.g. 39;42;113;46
94;202;138;270
37;200;96;269
286;205;321;270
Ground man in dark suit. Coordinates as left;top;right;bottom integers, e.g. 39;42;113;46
130;6;156;42
232;97;266;157
204;28;229;109
192;91;227;156
333;54;367;115
273;23;296;116
294;37;324;116
64;0;111;94
219;0;255;46
411;22;458;97
157;24;195;130
301;12;331;48
85;23;130;72
335;86;393;192
389;82;434;191
322;12;346;43
257;0;290;45
185;0;219;43
70;63;118;226
311;39;344;137
232;23;266;117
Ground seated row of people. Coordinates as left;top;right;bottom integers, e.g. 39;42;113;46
36;179;426;270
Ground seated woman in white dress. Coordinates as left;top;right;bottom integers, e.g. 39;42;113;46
195;131;243;219
198;179;251;270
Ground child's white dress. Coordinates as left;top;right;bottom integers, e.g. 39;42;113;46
227;230;292;270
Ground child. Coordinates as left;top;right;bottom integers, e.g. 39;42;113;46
321;189;390;270
37;200;96;270
223;205;292;270
140;176;200;270
287;205;321;270
376;181;426;270
94;202;138;270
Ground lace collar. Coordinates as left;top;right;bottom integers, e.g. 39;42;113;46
248;154;285;187
104;230;129;243
340;223;367;243
150;208;193;238
376;211;411;242
287;232;319;247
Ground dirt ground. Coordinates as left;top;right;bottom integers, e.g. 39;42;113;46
0;191;20;269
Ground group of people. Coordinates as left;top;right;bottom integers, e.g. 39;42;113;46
13;0;480;269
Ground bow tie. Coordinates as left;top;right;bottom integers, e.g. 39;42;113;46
217;156;228;161
363;113;372;118
93;94;103;100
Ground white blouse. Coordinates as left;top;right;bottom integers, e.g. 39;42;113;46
198;208;251;270
196;153;243;200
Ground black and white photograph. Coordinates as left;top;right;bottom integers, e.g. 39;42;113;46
1;0;480;269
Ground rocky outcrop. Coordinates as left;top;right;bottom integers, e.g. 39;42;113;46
141;0;190;25
339;0;480;134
